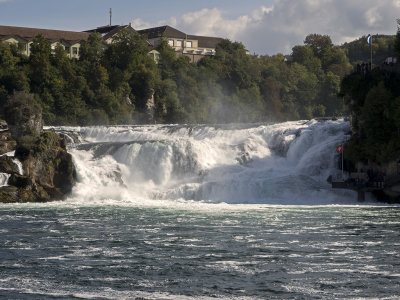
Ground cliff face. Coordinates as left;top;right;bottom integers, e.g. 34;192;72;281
0;93;76;203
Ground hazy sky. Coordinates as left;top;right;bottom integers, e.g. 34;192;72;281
1;0;400;55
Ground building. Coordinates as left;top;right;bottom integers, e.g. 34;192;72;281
1;24;223;63
85;24;138;45
137;25;223;63
0;25;89;58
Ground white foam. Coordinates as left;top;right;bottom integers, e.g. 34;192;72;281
49;120;374;206
0;173;10;187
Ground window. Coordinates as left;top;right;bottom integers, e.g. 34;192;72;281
176;40;182;47
72;47;78;55
65;46;70;54
186;41;192;48
168;39;174;47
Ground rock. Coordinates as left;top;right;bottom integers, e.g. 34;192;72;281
0;186;19;203
15;131;76;200
145;89;155;122
0;131;76;203
0;92;76;203
0;131;17;155
0;120;7;130
0;156;19;174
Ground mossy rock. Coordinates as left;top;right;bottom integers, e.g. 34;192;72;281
8;174;31;188
0;120;7;130
0;131;16;155
0;186;19;203
0;156;19;174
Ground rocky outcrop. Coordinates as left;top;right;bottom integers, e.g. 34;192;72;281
0;92;76;203
0;131;17;155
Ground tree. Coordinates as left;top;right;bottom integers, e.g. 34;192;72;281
304;34;333;60
395;19;400;57
29;34;52;92
291;45;323;76
79;32;104;66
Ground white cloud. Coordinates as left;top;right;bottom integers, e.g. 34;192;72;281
132;0;400;55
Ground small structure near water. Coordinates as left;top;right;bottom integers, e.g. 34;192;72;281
331;171;385;202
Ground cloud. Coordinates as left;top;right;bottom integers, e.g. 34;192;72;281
132;0;400;55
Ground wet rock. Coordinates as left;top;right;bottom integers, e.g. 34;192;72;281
0;186;19;203
0;156;19;174
0;131;16;155
0;92;76;203
0;120;7;130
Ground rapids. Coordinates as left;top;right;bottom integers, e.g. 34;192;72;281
52;119;359;205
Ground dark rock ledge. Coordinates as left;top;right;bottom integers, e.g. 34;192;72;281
0;92;76;203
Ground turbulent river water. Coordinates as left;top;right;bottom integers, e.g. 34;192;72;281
1;120;400;299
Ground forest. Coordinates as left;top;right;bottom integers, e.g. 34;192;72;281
0;27;397;126
339;20;400;165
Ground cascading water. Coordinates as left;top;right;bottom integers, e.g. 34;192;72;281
0;151;23;187
0;173;10;187
3;120;400;300
53;119;357;205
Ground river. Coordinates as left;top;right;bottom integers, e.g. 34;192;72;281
0;120;399;299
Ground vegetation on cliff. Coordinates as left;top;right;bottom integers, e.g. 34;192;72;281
0;28;373;125
340;20;400;166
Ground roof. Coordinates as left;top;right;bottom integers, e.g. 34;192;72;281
84;25;121;34
0;25;89;42
138;25;187;39
188;35;223;49
85;24;137;39
103;25;138;41
138;25;223;48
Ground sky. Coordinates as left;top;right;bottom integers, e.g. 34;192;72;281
1;0;400;55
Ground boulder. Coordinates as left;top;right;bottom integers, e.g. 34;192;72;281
0;156;19;174
14;131;76;201
0;92;76;203
0;186;19;203
0;131;17;155
0;120;7;130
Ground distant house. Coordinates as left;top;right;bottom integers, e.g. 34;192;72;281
85;24;160;62
137;25;223;63
0;24;224;64
85;24;139;44
0;25;89;58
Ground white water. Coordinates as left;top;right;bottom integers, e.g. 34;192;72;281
0;173;10;187
0;151;23;187
54;119;360;206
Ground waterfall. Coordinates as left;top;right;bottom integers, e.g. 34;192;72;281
0;151;24;187
0;173;10;187
53;119;356;205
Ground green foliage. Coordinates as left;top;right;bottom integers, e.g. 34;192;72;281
395;19;400;57
341;69;400;164
342;34;396;66
0;26;398;126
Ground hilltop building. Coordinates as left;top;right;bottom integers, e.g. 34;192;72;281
137;25;223;63
84;24;139;44
0;25;89;58
0;24;223;63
